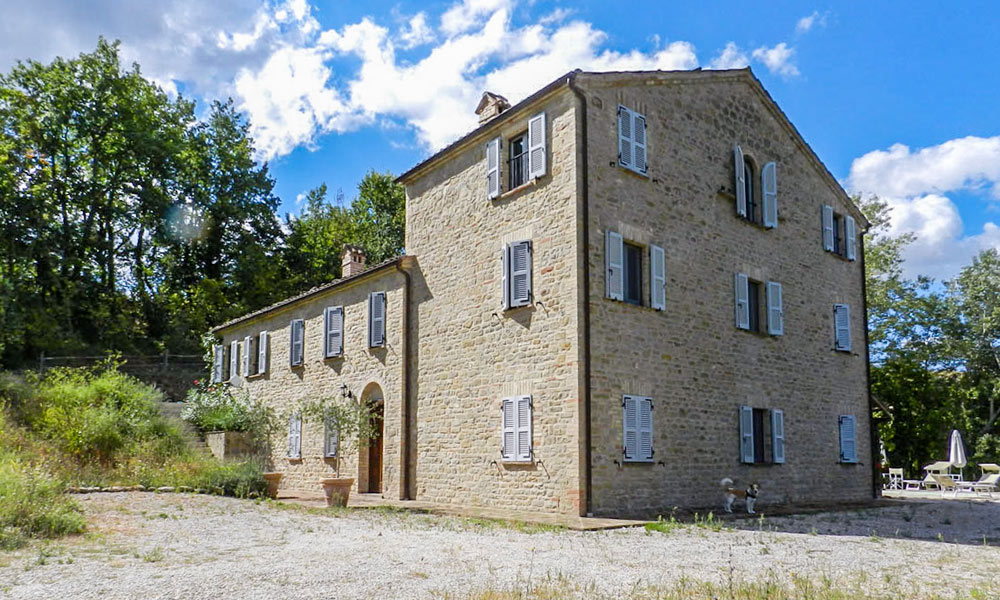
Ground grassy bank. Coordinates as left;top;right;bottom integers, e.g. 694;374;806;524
0;363;266;549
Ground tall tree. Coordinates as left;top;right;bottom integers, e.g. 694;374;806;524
350;170;405;265
283;184;353;290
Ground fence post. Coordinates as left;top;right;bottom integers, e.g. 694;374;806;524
39;351;45;375
164;351;169;368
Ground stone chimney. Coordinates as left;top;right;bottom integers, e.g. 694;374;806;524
475;91;511;125
341;245;366;278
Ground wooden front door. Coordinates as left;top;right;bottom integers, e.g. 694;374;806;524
368;401;384;493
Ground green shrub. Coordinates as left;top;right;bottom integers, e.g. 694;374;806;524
181;381;275;435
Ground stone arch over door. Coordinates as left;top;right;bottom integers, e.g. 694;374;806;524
358;382;385;494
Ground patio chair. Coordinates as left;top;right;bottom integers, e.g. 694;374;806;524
886;468;903;490
971;473;999;498
931;474;963;497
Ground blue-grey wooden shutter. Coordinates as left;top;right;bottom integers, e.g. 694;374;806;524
501;245;510;310
845;216;857;261
324;412;339;458
622;395;638;461
229;340;239;379
618;106;633;170
257;331;268;375
527;113;546;179
638;397;653;461
771;409;785;464
290;319;304;366
649;244;666;311
734;144;747;218
501;397;515;461
212;345;224;383
766;281;783;336
242;336;252;376
632;111;647;174
740;405;755;463
839;415;857;463
606;230;624;300
834;304;851;351
762;162;777;228
515;395;532;462
486;137;501;199
288;412;301;458
369;292;386;347
509;240;532;308
822;205;835;251
325;306;344;357
734;273;750;330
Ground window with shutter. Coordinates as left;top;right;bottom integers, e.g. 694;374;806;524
734;273;750;330
762;162;777;228
508;240;532;308
740;405;755;463
243;336;253;376
324;412;339;458
622;395;638;461
229;340;239;380
845;216;857;261
771;409;785;464
289;319;304;366
212;345;224;383
516;395;532;462
834;304;851;352
637;397;653;462
527;113;546;180
822;205;835;252
618;106;648;176
501;244;509;310
632;112;647;174
486;137;501;199
839;415;857;463
649;244;666;311
734;144;747;218
368;292;386;348
605;230;624;301
766;281;783;336
618;106;633;170
324;306;344;358
288;412;302;459
501;397;515;461
257;331;268;375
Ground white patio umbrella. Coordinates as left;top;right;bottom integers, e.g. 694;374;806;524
948;429;967;480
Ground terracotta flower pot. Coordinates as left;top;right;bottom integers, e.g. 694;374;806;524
263;472;283;499
320;477;354;507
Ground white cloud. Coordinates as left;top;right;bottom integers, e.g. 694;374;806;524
709;42;749;70
398;12;435;49
751;42;799;77
440;0;511;37
847;136;1000;280
796;11;828;33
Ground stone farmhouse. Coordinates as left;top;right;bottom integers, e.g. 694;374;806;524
210;68;873;518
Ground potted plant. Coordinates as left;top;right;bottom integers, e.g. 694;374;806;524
297;392;379;507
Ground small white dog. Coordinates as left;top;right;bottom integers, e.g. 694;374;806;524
720;477;760;515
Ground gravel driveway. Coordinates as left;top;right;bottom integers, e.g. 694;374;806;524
2;493;1000;599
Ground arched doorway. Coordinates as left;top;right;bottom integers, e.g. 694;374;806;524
360;383;384;494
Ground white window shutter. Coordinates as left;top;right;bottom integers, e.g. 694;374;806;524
734;144;747;218
501;397;515;461
486;137;501;199
740;405;755;463
618;106;633;170
734;273;750;330
369;292;386;347
516;395;532;461
212;345;224;383
325;306;344;357
324;413;339;458
632;111;647;174
509;240;532;308
638;397;653;461
606;230;624;301
501;245;510;310
649;244;666;311
771;409;785;464
845;216;857;261
822;205;835;251
242;336;252;376
622;395;638;461
290;319;304;366
839;415;857;463
766;281;783;336
288;413;301;458
834;304;851;351
527;112;546;179
229;340;239;379
257;331;268;375
762;162;777;228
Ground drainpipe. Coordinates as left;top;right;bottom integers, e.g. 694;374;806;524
859;228;879;499
395;260;413;500
567;72;592;517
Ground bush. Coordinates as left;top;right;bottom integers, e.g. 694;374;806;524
182;381;275;436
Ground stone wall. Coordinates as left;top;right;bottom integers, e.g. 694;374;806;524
216;269;406;498
403;88;585;515
577;71;872;516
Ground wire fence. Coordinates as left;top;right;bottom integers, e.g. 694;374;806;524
38;352;206;402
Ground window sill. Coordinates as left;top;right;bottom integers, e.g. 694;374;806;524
496;178;538;200
245;372;267;380
501;459;533;466
616;163;649;179
604;297;664;313
323;354;344;361
290;363;305;370
825;249;856;262
622;459;655;464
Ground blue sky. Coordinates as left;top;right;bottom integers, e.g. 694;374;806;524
3;0;999;281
